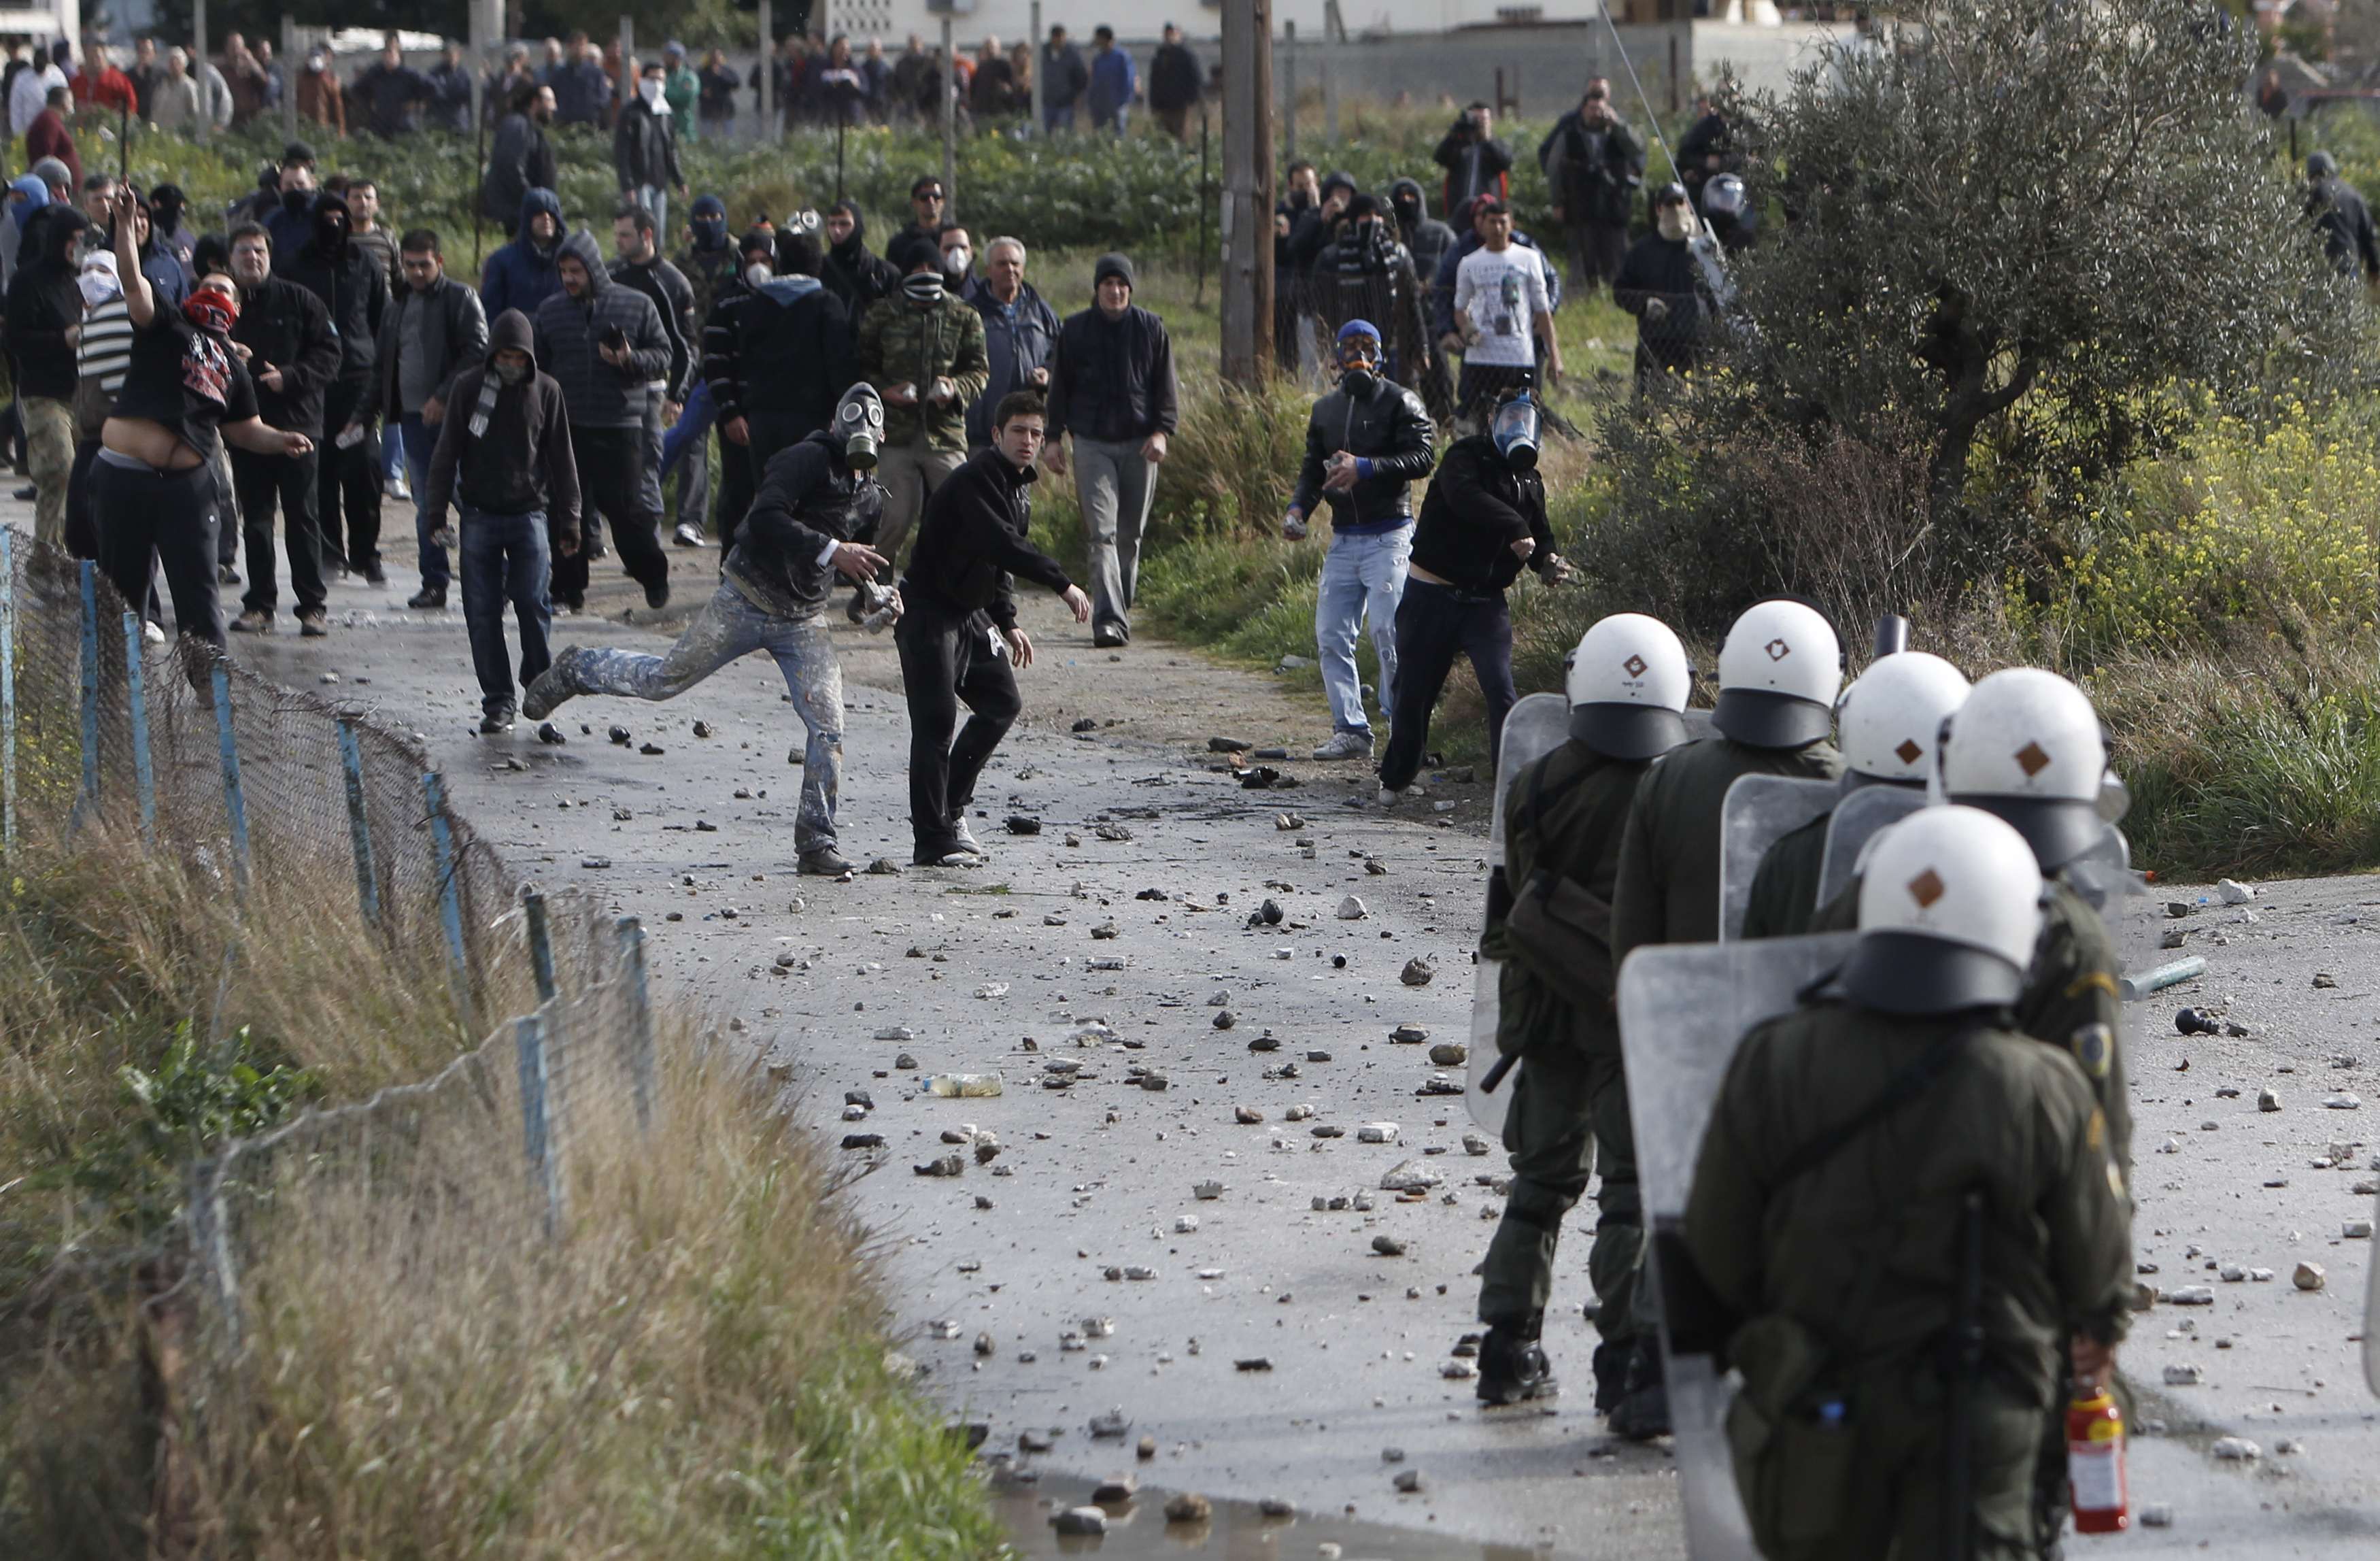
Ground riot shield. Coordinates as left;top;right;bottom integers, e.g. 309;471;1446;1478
2062;824;2142;915
2366;1178;2380;1398
1618;933;1862;1561
1815;784;1928;909
1716;775;1839;943
1466;693;1577;1134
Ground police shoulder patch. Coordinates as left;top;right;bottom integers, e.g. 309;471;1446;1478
2070;1022;2114;1081
2064;971;2120;1003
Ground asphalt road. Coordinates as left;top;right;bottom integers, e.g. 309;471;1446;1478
129;501;2378;1557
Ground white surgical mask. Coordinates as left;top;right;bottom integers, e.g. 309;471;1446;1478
641;77;665;106
745;261;772;288
942;245;970;278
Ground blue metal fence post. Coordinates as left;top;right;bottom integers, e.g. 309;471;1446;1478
75;560;99;824
617;916;656;1133
335;720;380;927
514;1011;563;1239
209;660;251;894
0;528;16;856
120;613;155;846
424;772;476;1035
522;885;558;1002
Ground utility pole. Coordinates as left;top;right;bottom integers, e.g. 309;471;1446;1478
758;0;773;144
1030;0;1044;135
1220;0;1274;386
192;0;208;142
940;14;957;223
280;16;297;140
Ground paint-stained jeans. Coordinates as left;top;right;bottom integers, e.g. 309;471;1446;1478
558;581;843;854
1314;522;1410;735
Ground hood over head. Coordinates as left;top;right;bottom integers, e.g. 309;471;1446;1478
517;186;564;248
556;229;609;293
309;190;352;259
488;307;537;369
828;198;868;253
688;193;728;252
8;174;49;231
1388;176;1428;220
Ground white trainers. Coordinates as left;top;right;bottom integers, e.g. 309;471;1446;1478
1379;782;1423;805
673;522;707;547
951;817;985;858
1312;730;1375;761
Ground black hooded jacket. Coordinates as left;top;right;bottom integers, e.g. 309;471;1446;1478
229;271;341;435
1410;433;1558;593
821;207;898;318
704;271;853;431
422;307;581;526
273;192;390;400
3;209;86;399
725;428;885;619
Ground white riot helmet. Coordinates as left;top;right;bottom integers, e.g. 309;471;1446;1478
1713;597;1843;749
1564;613;1691;760
1843;805;2045;1015
1838;651;1970;786
1941;668;2106;871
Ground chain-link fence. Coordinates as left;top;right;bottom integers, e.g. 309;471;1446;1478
1;524;662;1372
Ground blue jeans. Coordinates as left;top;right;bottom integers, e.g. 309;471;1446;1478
553;582;844;854
404;412;447;588
662;378;716;535
458;506;552;709
1314;522;1410;735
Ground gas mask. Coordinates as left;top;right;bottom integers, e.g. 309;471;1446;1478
1490;394;1542;471
1656;205;1693;243
1336;327;1382;399
830;384;885;471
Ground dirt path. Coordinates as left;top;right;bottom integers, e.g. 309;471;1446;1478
62;492;2370;1555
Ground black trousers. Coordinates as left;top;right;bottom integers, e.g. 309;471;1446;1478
95;455;225;646
1565;220;1628;292
316;386;382;571
894;595;1021;859
551;422;666;604
1378;577;1518;792
715;429;755;552
231;446;326;616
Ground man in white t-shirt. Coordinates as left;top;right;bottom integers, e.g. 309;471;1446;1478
1451;197;1561;426
10;46;69;139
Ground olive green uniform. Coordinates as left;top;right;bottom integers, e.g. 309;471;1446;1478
1612;735;1843;958
1476;739;1652;1341
1684;1004;2134;1561
1740;807;1832;941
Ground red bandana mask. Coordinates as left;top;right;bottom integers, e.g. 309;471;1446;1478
182;288;239;335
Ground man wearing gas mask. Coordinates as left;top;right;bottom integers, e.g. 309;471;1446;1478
524;384;891;879
1377;388;1567;801
1613;183;1714;389
1284;320;1435;763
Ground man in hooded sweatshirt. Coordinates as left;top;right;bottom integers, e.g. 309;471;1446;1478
705;228;855;551
533;228;672;613
5;199;84;545
1389;178;1457;298
420;309;580;733
522;383;891;879
819;198;896;318
481;186;566;325
275;189;390;583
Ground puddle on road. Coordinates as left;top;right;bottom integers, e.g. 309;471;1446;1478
996;1474;1569;1560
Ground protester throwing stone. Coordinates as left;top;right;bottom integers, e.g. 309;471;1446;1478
524;385;890;878
896;390;1091;867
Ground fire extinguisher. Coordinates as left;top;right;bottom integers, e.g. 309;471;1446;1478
2067;1386;2130;1533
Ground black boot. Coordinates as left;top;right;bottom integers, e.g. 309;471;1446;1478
1475;1314;1558;1407
1605;1337;1671;1440
1591;1339;1633;1415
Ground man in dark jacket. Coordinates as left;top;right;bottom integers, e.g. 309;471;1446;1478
350;37;429;139
1542;82;1644;293
615;60;687;238
524;386;892;878
1309;195;1444;416
1044;252;1177;647
609;203;698;547
964;235;1059;450
482;84;559;227
420;308;580;732
223;222;339;634
260;144;318;260
1040;25;1089;131
426;41;473;133
1285;320;1434;762
1389;178;1457;305
821;199;897;317
481;187;565;325
378;229;489;608
1148;24;1202;141
661;195;738;543
275;190;392;580
2308;151;2380;284
1673;98;1735;215
898;390;1092;866
706;228;855;549
1378;390;1569;799
549;31;612;127
7;203;83;546
534;229;673;611
1613;182;1713;388
1435;103;1512;221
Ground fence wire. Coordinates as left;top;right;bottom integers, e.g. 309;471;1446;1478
2;525;662;1364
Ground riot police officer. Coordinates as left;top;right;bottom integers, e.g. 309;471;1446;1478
1472;613;1693;1409
1742;649;1969;939
1607;595;1845;1436
1683;805;2132;1560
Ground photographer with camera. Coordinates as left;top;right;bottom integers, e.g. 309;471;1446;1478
1434;101;1512;225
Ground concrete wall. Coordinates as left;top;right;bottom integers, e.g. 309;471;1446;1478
827;1;1650;44
1274;22;1693;118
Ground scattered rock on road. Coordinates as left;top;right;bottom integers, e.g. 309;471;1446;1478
1400;957;1438;987
1164;1492;1212;1524
2294;1261;2327;1291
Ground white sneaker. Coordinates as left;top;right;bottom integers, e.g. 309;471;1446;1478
951;817;985;857
673;522;707;547
1379;782;1423;804
1312;730;1375;761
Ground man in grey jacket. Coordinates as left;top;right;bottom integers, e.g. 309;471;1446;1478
379;228;488;608
533;229;672;613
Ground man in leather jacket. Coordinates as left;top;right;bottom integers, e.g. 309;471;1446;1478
1284;320;1434;763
